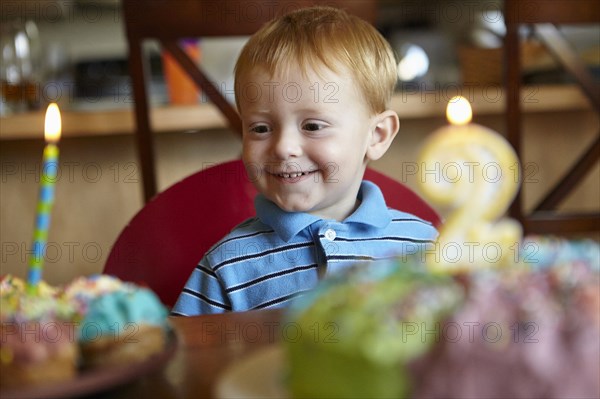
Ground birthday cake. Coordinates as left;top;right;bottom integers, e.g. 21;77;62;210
286;260;463;398
411;237;600;398
0;274;169;388
285;237;600;398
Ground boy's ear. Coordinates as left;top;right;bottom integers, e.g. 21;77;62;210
366;110;399;161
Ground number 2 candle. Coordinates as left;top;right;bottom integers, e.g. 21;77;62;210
27;103;61;294
418;96;522;272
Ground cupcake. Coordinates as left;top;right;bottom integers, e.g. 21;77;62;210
0;275;80;388
65;275;169;368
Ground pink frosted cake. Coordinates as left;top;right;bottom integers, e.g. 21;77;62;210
411;242;600;398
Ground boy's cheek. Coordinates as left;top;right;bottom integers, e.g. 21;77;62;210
244;161;262;182
242;145;261;163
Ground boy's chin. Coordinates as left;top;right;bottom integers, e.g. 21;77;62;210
273;201;312;214
275;200;336;219
266;195;316;213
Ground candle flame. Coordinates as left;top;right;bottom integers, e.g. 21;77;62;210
44;103;61;143
446;96;472;126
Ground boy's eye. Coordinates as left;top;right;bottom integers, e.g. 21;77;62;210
302;122;325;131
249;124;271;134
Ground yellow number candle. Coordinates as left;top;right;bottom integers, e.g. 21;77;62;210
418;96;522;272
27;103;61;294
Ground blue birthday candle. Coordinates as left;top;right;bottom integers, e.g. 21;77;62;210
27;103;61;294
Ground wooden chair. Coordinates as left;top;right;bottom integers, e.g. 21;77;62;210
504;0;600;234
103;159;441;307
121;0;378;202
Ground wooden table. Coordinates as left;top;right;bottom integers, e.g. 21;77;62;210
99;309;284;399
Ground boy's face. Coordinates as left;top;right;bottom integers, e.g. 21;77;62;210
239;65;375;221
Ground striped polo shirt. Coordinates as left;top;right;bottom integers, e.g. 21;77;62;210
171;181;438;316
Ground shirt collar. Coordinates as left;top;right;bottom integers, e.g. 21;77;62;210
345;180;391;228
255;180;391;242
255;196;320;242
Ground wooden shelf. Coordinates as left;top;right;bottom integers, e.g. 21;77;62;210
0;103;227;140
0;85;593;140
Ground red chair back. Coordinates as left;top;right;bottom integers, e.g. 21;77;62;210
104;160;440;307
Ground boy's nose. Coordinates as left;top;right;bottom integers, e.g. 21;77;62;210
272;129;303;160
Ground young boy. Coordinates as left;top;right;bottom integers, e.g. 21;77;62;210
172;6;438;316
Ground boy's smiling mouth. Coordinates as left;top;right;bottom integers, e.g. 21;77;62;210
269;168;318;182
275;171;313;178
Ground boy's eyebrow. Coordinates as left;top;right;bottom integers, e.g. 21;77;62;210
242;106;338;118
296;106;331;115
245;109;272;115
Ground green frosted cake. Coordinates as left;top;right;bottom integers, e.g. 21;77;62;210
285;258;463;398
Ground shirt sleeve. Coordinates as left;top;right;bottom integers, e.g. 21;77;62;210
171;257;232;316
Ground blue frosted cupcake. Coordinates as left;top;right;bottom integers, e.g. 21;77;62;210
65;275;169;368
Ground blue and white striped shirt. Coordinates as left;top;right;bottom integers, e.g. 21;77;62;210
172;181;438;315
